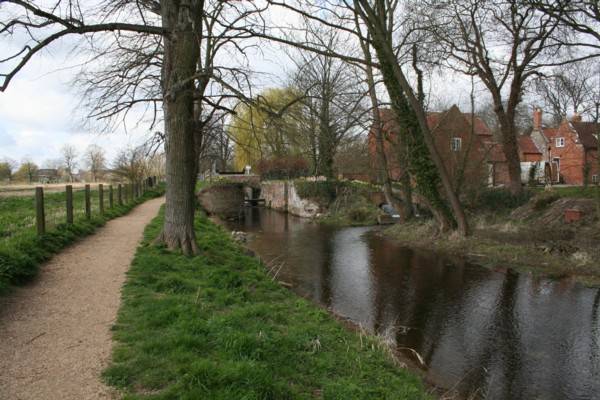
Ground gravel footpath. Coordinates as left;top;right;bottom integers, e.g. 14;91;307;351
0;197;165;400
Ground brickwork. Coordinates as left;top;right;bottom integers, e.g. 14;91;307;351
369;105;491;189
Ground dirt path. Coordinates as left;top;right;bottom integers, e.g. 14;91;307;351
0;197;165;400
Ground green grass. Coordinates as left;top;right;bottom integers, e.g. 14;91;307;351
0;185;140;241
0;185;164;295
105;211;430;399
532;185;600;199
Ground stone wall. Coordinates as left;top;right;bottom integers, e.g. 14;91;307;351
198;184;245;218
260;181;321;218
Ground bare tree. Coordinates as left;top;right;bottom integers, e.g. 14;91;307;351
112;146;148;184
354;20;413;220
61;145;78;183
197;113;233;173
416;0;565;196
0;158;17;183
262;0;469;234
1;0;266;254
84;144;106;182
15;158;38;184
532;0;600;55
534;60;600;123
289;25;369;178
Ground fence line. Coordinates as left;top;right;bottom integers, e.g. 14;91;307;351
34;176;158;236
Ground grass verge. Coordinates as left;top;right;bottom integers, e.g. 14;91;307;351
104;210;430;399
0;186;165;295
384;217;600;286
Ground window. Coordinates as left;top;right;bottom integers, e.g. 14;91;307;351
593;175;599;184
555;137;565;147
451;137;462;152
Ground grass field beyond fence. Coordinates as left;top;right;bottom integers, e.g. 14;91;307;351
0;183;164;295
104;210;430;399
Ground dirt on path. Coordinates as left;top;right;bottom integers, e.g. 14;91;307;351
0;196;165;400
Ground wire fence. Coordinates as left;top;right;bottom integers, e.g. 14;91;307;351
0;177;158;244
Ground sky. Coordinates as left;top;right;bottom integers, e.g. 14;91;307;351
0;2;480;170
0;33;158;169
0;4;294;170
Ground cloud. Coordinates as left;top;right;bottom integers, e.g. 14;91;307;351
0;34;152;166
0;125;16;148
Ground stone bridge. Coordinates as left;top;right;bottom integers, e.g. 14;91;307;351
212;173;261;189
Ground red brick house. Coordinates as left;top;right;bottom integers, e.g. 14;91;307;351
530;108;599;185
369;105;497;190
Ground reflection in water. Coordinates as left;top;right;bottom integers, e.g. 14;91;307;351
227;208;600;399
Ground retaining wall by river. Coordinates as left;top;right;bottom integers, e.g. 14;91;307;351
260;181;321;218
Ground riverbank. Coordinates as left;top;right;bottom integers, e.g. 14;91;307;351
383;189;600;285
105;210;431;399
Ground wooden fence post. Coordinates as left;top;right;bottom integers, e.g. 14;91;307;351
35;187;45;235
85;184;91;219
99;184;104;215
109;185;114;208
118;184;123;205
66;185;73;224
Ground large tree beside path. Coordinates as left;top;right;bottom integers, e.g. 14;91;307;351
1;0;264;254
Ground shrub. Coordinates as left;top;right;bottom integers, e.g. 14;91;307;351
295;180;338;204
295;180;376;205
528;163;539;187
258;156;309;180
468;188;532;213
532;192;560;211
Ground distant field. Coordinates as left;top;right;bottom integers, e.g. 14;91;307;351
0;182;112;198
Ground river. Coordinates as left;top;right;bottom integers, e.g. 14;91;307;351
225;208;600;399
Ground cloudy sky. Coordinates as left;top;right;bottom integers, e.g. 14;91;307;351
0;31;162;169
0;2;477;171
0;4;298;170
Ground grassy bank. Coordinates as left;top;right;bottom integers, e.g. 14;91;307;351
384;189;600;285
295;180;381;226
0;186;164;294
105;211;430;399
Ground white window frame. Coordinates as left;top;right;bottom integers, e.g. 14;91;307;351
555;137;565;147
593;175;599;184
451;137;462;152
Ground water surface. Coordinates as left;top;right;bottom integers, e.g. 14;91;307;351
226;208;600;399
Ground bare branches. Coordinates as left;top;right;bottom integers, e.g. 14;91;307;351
0;0;165;92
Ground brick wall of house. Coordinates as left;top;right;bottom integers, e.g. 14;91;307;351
491;162;510;186
521;153;542;162
369;106;490;189
430;106;489;189
547;122;587;184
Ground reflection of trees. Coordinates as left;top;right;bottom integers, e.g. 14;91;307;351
234;212;599;399
368;235;411;335
466;271;521;399
590;288;600;380
367;236;471;366
317;233;334;307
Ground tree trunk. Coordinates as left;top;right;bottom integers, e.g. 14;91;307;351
369;36;460;233
155;0;200;255
498;118;523;196
359;33;413;220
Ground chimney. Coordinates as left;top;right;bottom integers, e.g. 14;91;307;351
533;107;542;131
571;113;582;123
